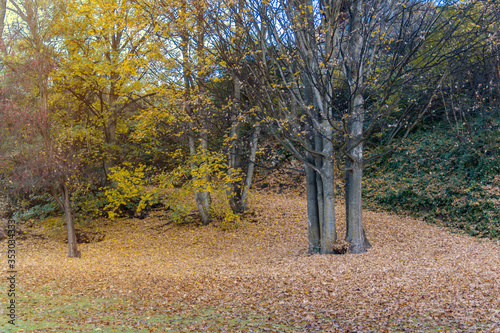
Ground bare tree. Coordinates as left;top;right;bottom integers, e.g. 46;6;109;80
221;0;483;253
209;0;264;214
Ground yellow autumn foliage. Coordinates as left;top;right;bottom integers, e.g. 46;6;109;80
158;148;243;228
104;163;160;220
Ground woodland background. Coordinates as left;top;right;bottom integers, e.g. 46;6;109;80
0;0;499;330
0;0;499;252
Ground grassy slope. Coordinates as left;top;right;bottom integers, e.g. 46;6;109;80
1;192;500;332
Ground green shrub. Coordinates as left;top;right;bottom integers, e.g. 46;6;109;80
12;193;60;221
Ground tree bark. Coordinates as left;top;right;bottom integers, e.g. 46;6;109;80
197;131;212;225
195;0;212;225
314;134;325;238
300;36;334;253
342;0;371;254
493;41;500;105
102;48;121;182
62;183;80;258
179;1;212;225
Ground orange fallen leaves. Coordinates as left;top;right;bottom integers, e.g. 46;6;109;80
4;192;500;331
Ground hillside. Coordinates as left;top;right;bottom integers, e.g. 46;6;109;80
364;121;500;239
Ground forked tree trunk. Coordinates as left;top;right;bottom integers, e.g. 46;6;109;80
303;124;337;254
227;0;256;214
301;56;335;254
195;191;212;225
229;121;261;213
195;0;212;225
101;57;120;184
304;144;337;254
180;2;212;225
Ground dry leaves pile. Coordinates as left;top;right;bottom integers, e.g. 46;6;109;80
3;193;500;332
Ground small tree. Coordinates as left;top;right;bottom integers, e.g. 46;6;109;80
0;0;82;257
0;102;82;257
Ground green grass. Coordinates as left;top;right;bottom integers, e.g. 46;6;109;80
3;285;496;332
1;286;301;332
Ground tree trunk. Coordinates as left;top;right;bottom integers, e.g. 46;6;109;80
345;94;371;254
228;74;244;213
50;183;80;258
320;136;337;254
300;42;330;253
314;134;325;239
102;61;120;182
62;183;80;258
493;44;500;106
197;131;212;225
305;163;321;254
180;4;212;225
195;0;212;225
196;120;212;224
343;0;371;254
189;136;212;225
345;156;370;253
0;0;6;39
102;118;117;183
196;191;212;225
239;122;261;212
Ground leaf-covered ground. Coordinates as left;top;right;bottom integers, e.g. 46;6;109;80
2;193;500;332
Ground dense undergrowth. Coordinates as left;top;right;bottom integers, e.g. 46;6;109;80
364;117;500;239
4;114;500;241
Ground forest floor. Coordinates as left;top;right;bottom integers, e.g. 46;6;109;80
1;192;500;332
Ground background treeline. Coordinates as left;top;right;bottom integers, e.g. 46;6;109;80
0;0;498;257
